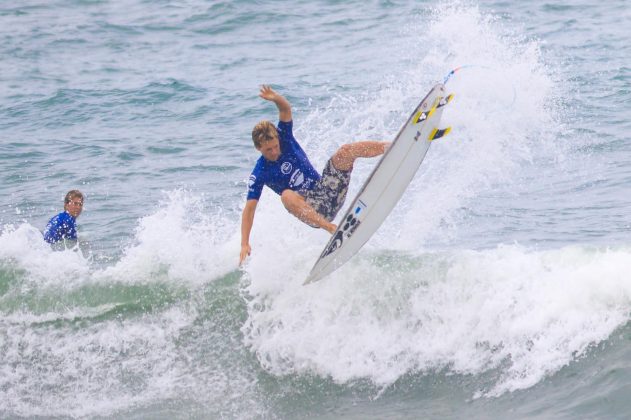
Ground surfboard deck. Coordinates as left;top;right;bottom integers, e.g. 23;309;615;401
304;83;452;285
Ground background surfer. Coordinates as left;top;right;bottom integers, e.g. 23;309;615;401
43;189;84;244
240;85;388;264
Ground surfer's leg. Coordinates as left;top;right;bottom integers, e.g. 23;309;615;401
281;190;337;234
331;141;389;171
306;159;351;222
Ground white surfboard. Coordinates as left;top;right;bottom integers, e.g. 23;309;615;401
304;83;452;284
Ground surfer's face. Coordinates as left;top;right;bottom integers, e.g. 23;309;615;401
258;138;281;161
64;198;83;218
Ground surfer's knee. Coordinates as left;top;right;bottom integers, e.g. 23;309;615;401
280;189;294;207
280;189;303;211
331;144;355;171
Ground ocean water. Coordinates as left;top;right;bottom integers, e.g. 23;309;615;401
1;0;630;418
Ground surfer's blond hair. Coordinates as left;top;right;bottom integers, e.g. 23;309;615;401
252;120;278;149
64;190;84;204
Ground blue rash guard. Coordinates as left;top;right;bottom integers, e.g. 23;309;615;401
43;211;77;244
247;120;321;201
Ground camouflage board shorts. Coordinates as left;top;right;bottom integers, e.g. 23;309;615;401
301;159;351;222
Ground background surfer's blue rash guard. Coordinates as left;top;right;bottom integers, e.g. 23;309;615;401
247;120;321;200
43;211;77;243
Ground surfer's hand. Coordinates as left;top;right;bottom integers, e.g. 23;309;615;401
259;85;291;121
259;85;278;102
239;244;251;265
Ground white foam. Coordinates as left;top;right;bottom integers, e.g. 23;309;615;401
1;305;193;417
97;189;239;285
0;190;264;417
0;223;91;289
244;244;631;396
0;190;239;289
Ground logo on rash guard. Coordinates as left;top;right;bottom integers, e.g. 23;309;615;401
281;162;292;174
248;175;256;187
290;169;304;187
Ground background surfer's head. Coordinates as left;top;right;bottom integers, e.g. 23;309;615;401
252;120;281;161
63;190;84;218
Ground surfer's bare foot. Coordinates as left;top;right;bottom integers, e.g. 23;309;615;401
325;223;337;234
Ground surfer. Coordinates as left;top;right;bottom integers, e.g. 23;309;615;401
43;190;84;244
240;85;388;264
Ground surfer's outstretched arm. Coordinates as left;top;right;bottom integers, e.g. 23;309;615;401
240;199;258;265
259;85;292;122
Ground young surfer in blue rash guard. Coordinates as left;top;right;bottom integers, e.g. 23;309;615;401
239;85;389;264
43;190;84;244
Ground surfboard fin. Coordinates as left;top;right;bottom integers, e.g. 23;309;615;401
426;100;439;119
429;127;451;141
435;94;454;109
414;95;453;124
413;110;427;124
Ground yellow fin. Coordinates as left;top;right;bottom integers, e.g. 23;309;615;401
429;126;452;141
